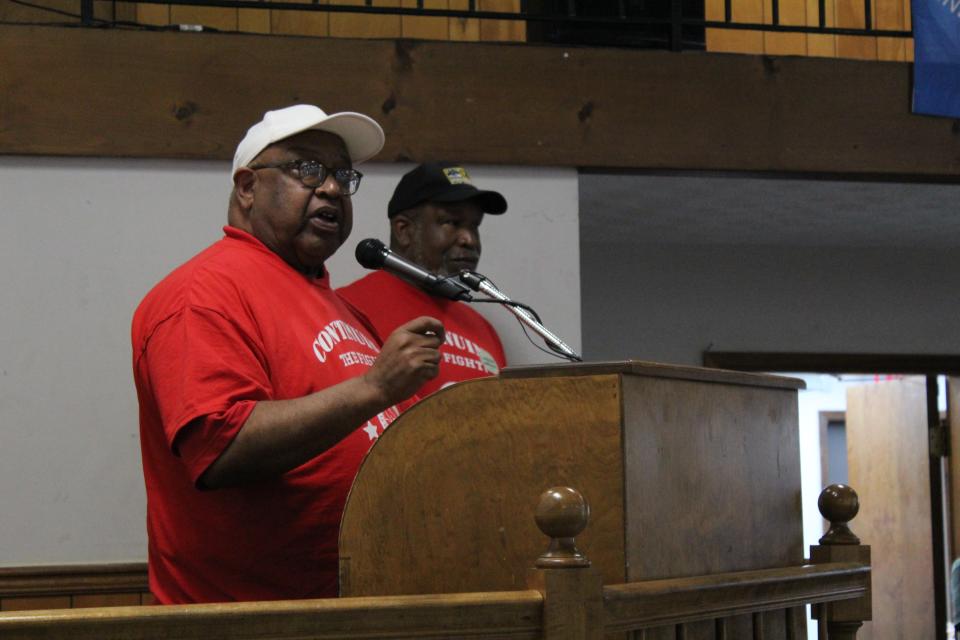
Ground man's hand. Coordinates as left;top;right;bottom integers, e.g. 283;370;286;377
363;316;444;405
198;316;444;489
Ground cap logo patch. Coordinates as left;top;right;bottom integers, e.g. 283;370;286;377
442;167;472;185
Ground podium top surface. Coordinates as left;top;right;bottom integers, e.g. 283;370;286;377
499;359;805;390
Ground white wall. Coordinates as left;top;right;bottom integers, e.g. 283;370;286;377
0;156;580;565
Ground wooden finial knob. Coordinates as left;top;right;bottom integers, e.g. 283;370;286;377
818;484;861;545
534;487;590;568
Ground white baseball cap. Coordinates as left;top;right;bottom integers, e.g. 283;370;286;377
231;104;385;178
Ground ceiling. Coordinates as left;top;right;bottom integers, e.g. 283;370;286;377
579;173;960;249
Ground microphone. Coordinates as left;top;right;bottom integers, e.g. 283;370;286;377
355;239;473;301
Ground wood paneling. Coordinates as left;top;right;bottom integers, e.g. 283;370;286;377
478;0;524;42
806;0;837;57
846;378;935;640
706;0;914;62
765;0;808;55
0;0;71;23
834;0;877;59
1;25;955;176
1;596;71;612
270;0;328;37
449;0;480;40
401;0;449;39
329;0;401;38
237;2;270;33
705;0;765;54
875;0;909;61
0;564;148;612
169;5;238;31
135;2;170;26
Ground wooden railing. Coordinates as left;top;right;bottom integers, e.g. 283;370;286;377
0;484;871;640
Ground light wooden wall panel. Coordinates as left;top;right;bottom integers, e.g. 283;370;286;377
401;0;449;39
136;2;170;25
479;0;524;42
238;3;270;32
834;0;877;59
875;0;911;60
765;0;808;55
329;0;402;38
805;0;837;57
706;0;765;54
118;0;524;41
706;0;913;62
170;4;238;30
448;0;480;40
270;0;329;37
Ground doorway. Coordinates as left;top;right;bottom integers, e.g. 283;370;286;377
703;352;959;640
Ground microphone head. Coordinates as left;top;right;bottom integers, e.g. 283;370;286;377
355;238;387;269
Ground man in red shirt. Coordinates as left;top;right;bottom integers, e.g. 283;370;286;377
338;162;507;397
132;105;443;604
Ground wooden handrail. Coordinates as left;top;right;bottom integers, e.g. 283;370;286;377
603;561;870;632
0;590;544;640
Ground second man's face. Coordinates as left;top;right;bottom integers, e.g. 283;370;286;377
404;200;484;278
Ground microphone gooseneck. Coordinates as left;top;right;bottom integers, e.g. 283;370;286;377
457;270;582;362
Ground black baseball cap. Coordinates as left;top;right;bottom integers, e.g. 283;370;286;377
387;162;508;217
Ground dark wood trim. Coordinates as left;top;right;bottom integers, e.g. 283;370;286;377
702;352;960;375
0;564;148;598
2;24;958;176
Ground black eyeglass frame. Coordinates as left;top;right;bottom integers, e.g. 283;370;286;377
249;159;363;195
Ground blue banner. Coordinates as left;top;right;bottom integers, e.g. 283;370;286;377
912;0;960;118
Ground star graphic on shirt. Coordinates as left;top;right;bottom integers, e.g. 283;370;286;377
363;423;380;441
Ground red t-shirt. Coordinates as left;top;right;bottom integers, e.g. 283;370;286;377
337;271;506;397
131;227;402;604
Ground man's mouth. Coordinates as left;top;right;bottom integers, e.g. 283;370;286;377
306;207;340;233
447;255;479;271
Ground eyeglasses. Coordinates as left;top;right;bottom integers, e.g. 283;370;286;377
250;159;363;195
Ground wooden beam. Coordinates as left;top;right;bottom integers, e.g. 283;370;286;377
1;24;957;176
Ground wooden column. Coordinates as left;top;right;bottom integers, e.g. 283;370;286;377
526;487;604;640
809;484;872;640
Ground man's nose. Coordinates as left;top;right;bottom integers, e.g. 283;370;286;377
457;228;479;248
314;173;343;198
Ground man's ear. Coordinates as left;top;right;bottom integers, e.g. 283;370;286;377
390;213;415;251
233;168;257;210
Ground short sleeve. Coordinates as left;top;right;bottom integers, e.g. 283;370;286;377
142;305;273;478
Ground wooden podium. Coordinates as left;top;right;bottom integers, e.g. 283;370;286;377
339;361;805;600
